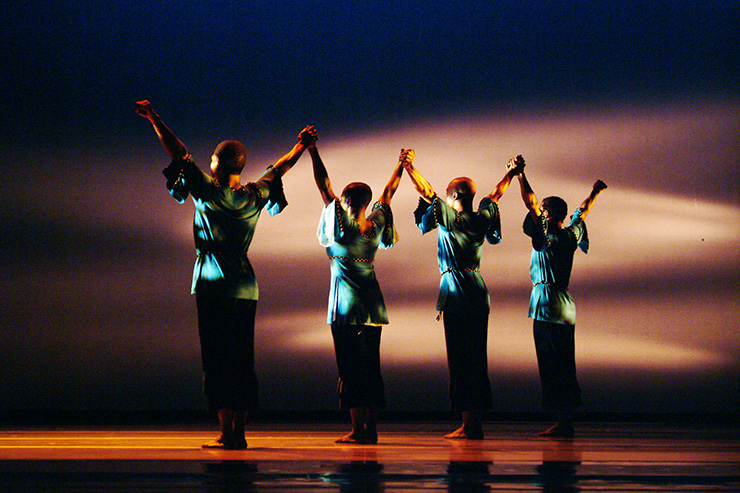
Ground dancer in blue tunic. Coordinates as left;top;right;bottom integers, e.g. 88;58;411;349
402;156;524;439
311;143;410;444
514;156;607;437
136;100;317;449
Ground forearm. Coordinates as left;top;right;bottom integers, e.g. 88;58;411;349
579;185;604;219
148;113;188;160
517;173;540;217
271;142;308;177
488;168;518;203
379;161;404;204
309;147;335;205
404;164;436;202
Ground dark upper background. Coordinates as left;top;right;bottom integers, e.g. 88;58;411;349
2;1;739;415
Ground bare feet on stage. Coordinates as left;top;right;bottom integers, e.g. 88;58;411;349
334;407;380;445
202;436;248;450
334;429;378;445
335;432;365;444
201;435;247;450
201;409;248;449
537;423;575;438
445;411;484;440
444;425;484;440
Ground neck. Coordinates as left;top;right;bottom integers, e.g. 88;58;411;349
447;197;472;213
215;173;241;188
548;218;564;229
455;202;473;213
348;207;368;221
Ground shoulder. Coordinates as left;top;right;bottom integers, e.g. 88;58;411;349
241;182;264;199
371;201;391;218
474;197;499;224
244;166;278;195
222;182;264;209
477;196;498;214
568;208;584;225
566;209;585;234
369;201;389;230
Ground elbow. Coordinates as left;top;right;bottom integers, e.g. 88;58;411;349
380;188;397;204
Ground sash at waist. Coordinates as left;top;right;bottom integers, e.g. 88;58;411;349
440;267;479;276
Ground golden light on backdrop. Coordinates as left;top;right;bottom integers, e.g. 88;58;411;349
60;100;736;386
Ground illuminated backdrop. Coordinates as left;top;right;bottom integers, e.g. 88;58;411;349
3;1;738;414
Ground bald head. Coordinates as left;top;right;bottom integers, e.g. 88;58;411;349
341;182;373;210
445;177;476;210
213;140;247;175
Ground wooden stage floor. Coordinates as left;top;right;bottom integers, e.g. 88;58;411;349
1;421;739;491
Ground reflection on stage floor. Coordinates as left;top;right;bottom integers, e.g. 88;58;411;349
1;421;738;491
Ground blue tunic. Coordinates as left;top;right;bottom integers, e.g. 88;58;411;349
524;209;589;325
414;197;501;313
163;155;287;299
317;200;397;325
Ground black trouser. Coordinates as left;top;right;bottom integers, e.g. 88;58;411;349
331;323;386;410
443;309;493;413
533;320;582;410
196;296;259;413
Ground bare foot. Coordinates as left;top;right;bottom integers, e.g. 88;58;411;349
335;432;366;444
444;426;484;440
202;437;230;449
538;424;574;438
202;436;247;449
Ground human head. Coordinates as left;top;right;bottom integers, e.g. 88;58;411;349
445;177;476;210
341;182;373;211
210;140;247;177
541;196;568;223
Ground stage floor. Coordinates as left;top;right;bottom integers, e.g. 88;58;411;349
1;421;739;491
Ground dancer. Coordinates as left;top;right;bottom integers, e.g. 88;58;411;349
311;142;410;444
136;100;317;449
514;156;607;437
402;155;523;439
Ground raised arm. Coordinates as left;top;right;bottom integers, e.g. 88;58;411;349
516;168;541;220
271;126;317;178
488;155;525;203
309;143;337;206
135;100;188;160
578;180;607;220
378;148;412;205
401;154;436;203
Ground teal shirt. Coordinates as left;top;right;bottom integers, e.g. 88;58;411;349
524;208;589;325
317;200;396;325
414;197;501;313
163;156;287;299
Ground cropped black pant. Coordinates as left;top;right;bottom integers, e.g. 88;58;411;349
533;320;582;410
196;295;259;413
331;323;386;410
